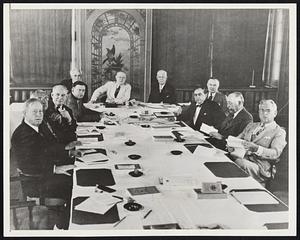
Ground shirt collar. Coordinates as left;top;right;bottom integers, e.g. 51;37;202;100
233;108;243;119
261;121;276;128
159;84;165;91
24;119;39;133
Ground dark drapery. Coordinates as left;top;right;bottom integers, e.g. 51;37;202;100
151;9;269;89
10;9;72;86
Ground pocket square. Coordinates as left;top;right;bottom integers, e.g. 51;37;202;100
204;113;207;115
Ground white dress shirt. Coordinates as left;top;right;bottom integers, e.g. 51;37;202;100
24;119;39;133
193;105;202;124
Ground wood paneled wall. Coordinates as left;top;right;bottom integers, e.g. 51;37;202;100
10;9;72;86
151;9;269;89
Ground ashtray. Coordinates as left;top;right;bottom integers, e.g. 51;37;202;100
199;143;213;148
123;202;143;211
130;115;139;119
221;184;228;190
96;126;106;129
170;150;183;155
125;140;136;146
160;111;168;115
141;124;150;128
105;121;116;125
129;169;143;177
105;112;115;116
128;154;141;160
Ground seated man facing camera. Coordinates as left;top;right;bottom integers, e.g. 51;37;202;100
45;84;77;144
89;71;131;105
66;81;101;122
10;98;78;229
207;92;253;151
231;99;286;184
177;88;226;131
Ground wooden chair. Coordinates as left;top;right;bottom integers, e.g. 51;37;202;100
10;169;66;230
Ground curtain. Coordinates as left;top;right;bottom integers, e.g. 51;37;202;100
10;9;72;86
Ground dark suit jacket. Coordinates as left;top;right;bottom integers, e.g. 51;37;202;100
61;78;89;103
66;93;101;122
11;120;73;200
148;82;176;104
177;100;226;131
205;107;253;151
45;103;77;144
219;107;253;138
10;120;69;176
208;91;227;113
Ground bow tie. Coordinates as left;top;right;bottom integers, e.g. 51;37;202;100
196;104;202;108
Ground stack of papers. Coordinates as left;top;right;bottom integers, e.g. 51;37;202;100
226;136;246;158
75;193;122;214
77;150;108;165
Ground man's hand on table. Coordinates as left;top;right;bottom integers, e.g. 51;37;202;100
65;140;82;150
209;132;223;140
54;164;76;176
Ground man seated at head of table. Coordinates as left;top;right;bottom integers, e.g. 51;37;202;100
61;67;89;103
65;81;101;122
206;78;227;113
230;99;287;184
206;92;253;151
176;88;226;131
89;71;131;105
11;98;78;229
148;69;176;104
45;84;77;144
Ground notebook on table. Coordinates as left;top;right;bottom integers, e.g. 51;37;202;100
76;168;115;187
204;162;249;178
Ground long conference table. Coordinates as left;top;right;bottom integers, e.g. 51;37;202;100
66;102;289;231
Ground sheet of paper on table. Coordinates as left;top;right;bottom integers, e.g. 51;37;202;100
231;191;279;205
193;144;216;157
161;176;199;186
76;142;106;149
200;123;218;135
75;192;121;214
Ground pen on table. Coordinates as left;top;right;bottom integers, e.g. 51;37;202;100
143;209;152;219
113;216;127;227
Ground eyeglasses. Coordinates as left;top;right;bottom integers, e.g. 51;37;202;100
194;93;203;96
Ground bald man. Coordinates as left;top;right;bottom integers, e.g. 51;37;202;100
45;84;77;144
148;70;176;104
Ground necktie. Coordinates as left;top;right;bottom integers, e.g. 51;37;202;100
208;94;213;101
251;123;265;141
114;86;120;98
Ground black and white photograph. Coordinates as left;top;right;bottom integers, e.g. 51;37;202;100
3;3;296;237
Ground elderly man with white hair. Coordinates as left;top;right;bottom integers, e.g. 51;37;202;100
206;78;227;113
148;70;176;104
231;99;287;184
61;67;89;103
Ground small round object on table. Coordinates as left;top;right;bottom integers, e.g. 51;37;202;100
129;170;143;177
160;111;168;114
96;126;106;129
125;140;136;146
170;150;183;155
128;154;141;160
141;124;150;128
123;202;143;211
130;115;138;118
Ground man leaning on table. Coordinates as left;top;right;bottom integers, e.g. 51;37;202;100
207;92;253;150
148;70;176;104
230;99;286;184
11;98;78;229
89;71;131;105
66;81;101;122
176;88;226;131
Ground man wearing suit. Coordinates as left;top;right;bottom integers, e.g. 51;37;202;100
177;88;226;131
66;81;101;122
207;92;253;150
206;78;227;113
148;70;176;104
11;98;76;229
233;99;286;183
45;84;77;144
61;67;89;103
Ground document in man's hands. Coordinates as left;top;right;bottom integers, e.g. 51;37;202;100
227;136;246;158
200;123;218;135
